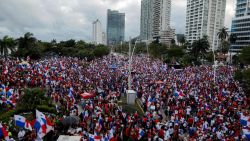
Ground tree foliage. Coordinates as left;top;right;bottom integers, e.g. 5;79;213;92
189;36;210;62
239;46;250;65
17;88;54;112
0;36;16;58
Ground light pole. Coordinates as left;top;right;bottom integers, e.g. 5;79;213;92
213;46;217;83
128;38;139;90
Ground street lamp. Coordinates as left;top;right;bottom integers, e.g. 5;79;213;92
127;38;139;105
128;38;139;90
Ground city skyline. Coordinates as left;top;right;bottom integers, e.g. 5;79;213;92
0;0;236;42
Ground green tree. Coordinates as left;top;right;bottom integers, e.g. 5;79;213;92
217;27;229;52
239;46;250;65
234;69;250;96
0;36;16;58
93;45;110;57
149;42;167;58
190;36;209;62
179;36;186;46
15;32;37;58
17;88;54;112
167;48;184;59
221;41;230;54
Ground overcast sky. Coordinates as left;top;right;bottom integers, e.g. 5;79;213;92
0;0;236;42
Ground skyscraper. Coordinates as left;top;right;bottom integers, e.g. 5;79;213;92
107;9;125;45
140;0;154;40
140;0;174;46
159;0;175;46
185;0;226;50
92;19;103;45
231;0;250;51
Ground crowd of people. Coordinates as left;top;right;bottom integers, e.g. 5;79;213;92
0;54;249;141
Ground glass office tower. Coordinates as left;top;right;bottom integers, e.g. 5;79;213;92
231;0;250;51
107;9;125;45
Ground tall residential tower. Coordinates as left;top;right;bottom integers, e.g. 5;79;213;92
185;0;226;50
107;9;125;45
140;0;174;46
93;19;103;45
231;0;250;51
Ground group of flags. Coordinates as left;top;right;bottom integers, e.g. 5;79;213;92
0;84;16;106
0;123;9;141
240;113;250;140
13;110;53;139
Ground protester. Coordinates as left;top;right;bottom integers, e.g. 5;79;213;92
0;55;249;140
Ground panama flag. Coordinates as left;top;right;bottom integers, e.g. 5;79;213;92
6;89;14;97
240;113;250;127
36;110;46;122
34;117;46;139
0;123;9;141
174;90;180;97
89;134;101;141
243;129;250;140
138;128;145;140
36;110;53;133
14;115;32;131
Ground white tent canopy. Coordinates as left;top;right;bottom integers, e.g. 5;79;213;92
57;135;82;141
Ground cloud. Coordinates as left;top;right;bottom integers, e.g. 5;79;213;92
0;0;235;41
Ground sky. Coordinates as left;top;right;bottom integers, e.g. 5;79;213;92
0;0;236;42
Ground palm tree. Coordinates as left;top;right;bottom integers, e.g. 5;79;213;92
17;32;36;49
16;32;37;58
190;36;209;62
0;36;16;58
217;27;229;52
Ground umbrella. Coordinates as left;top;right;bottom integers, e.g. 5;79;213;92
62;116;80;127
80;93;94;99
155;81;164;84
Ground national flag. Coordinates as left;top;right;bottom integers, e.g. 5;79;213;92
89;134;101;141
174;90;180;97
243;129;250;140
34;118;46;138
0;123;9;141
240;113;250;127
138;128;145;140
14;115;32;131
6;89;13;97
179;91;185;98
36;110;46;123
68;90;73;98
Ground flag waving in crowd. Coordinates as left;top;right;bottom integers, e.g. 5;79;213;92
0;123;9;141
14;115;32;131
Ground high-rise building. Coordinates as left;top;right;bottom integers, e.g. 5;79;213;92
140;0;154;40
185;0;226;50
159;0;175;46
140;0;174;46
231;0;250;51
152;0;161;38
107;9;125;45
93;19;103;45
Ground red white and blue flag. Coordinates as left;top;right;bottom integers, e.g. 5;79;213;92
0;123;9;141
14;115;32;131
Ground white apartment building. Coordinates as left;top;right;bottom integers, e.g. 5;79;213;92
93;19;104;45
185;0;226;50
159;0;175;46
140;0;175;46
